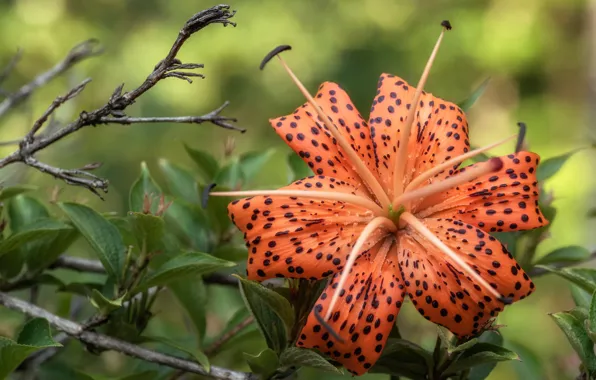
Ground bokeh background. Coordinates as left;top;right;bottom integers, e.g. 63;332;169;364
0;0;594;379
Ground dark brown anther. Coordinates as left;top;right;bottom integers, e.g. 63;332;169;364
515;122;527;153
314;308;345;344
441;20;452;30
202;183;217;209
260;45;292;70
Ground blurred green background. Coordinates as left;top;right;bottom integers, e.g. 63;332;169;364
0;0;594;379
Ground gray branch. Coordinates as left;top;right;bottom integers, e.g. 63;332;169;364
50;255;239;286
0;5;241;197
0;292;253;380
0;40;101;118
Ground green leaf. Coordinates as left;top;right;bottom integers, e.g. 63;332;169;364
158;159;200;204
534;246;590;266
0;318;62;378
536;150;579;182
212;244;247;262
0;219;72;258
449;337;479;354
57;281;103;297
0;185;37;201
90;289;125;315
467;330;505;380
505;340;547;380
185;145;219;184
370;338;432;380
239;149;275;182
458;77;491;112
128;212;165;254
571;284;593;309
133;252;235;294
7;195;49;232
59;202;126;282
444;342;519;374
243;348;279;378
287;152;311;182
142;335;210;371
169;279;208;344
551;310;596;373
534;266;596;293
214;158;242;190
165;200;213;252
129;162;162;213
588;289;596;340
280;347;340;373
236;276;292;353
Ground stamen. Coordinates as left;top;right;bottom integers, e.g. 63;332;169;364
211;189;384;215
393;157;503;207
324;216;396;320
515;122;526;153
393;21;451;198
270;53;391;209
404;134;517;193
202;183;217;208
400;211;505;301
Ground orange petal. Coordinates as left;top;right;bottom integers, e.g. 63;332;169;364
399;218;534;337
228;176;384;280
418;152;548;232
297;239;404;375
270;82;377;186
369;74;470;198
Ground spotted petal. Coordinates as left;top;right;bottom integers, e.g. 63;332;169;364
418;152;548;232
227;176;385;280
368;74;470;198
297;239;404;375
398;218;534;337
270;82;377;186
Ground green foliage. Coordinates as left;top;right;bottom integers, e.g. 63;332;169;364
0;318;61;378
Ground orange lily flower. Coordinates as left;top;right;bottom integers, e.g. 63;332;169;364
213;22;548;375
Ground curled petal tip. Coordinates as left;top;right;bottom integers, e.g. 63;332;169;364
260;45;292;70
441;20;452;30
488;157;504;172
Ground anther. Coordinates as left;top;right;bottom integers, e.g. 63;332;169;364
441;20;453;30
497;296;513;305
202;183;216;208
488;157;504;171
260;45;292;70
314;308;345;343
515;122;526;153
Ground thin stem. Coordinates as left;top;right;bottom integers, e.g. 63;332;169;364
400;212;504;301
324;216;396;320
393;26;449;197
205;316;255;355
404;134;516;193
212;189;384;216
392;158;502;209
0;292;251;380
276;56;391;209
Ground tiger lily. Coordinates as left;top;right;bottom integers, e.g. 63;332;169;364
212;22;547;375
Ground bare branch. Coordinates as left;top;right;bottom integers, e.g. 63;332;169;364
50;255;106;273
0;5;240;196
49;255;239;287
0;48;23;86
24;78;92;143
97;101;245;132
0;292;252;380
0;39;101;118
205;316;255;356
